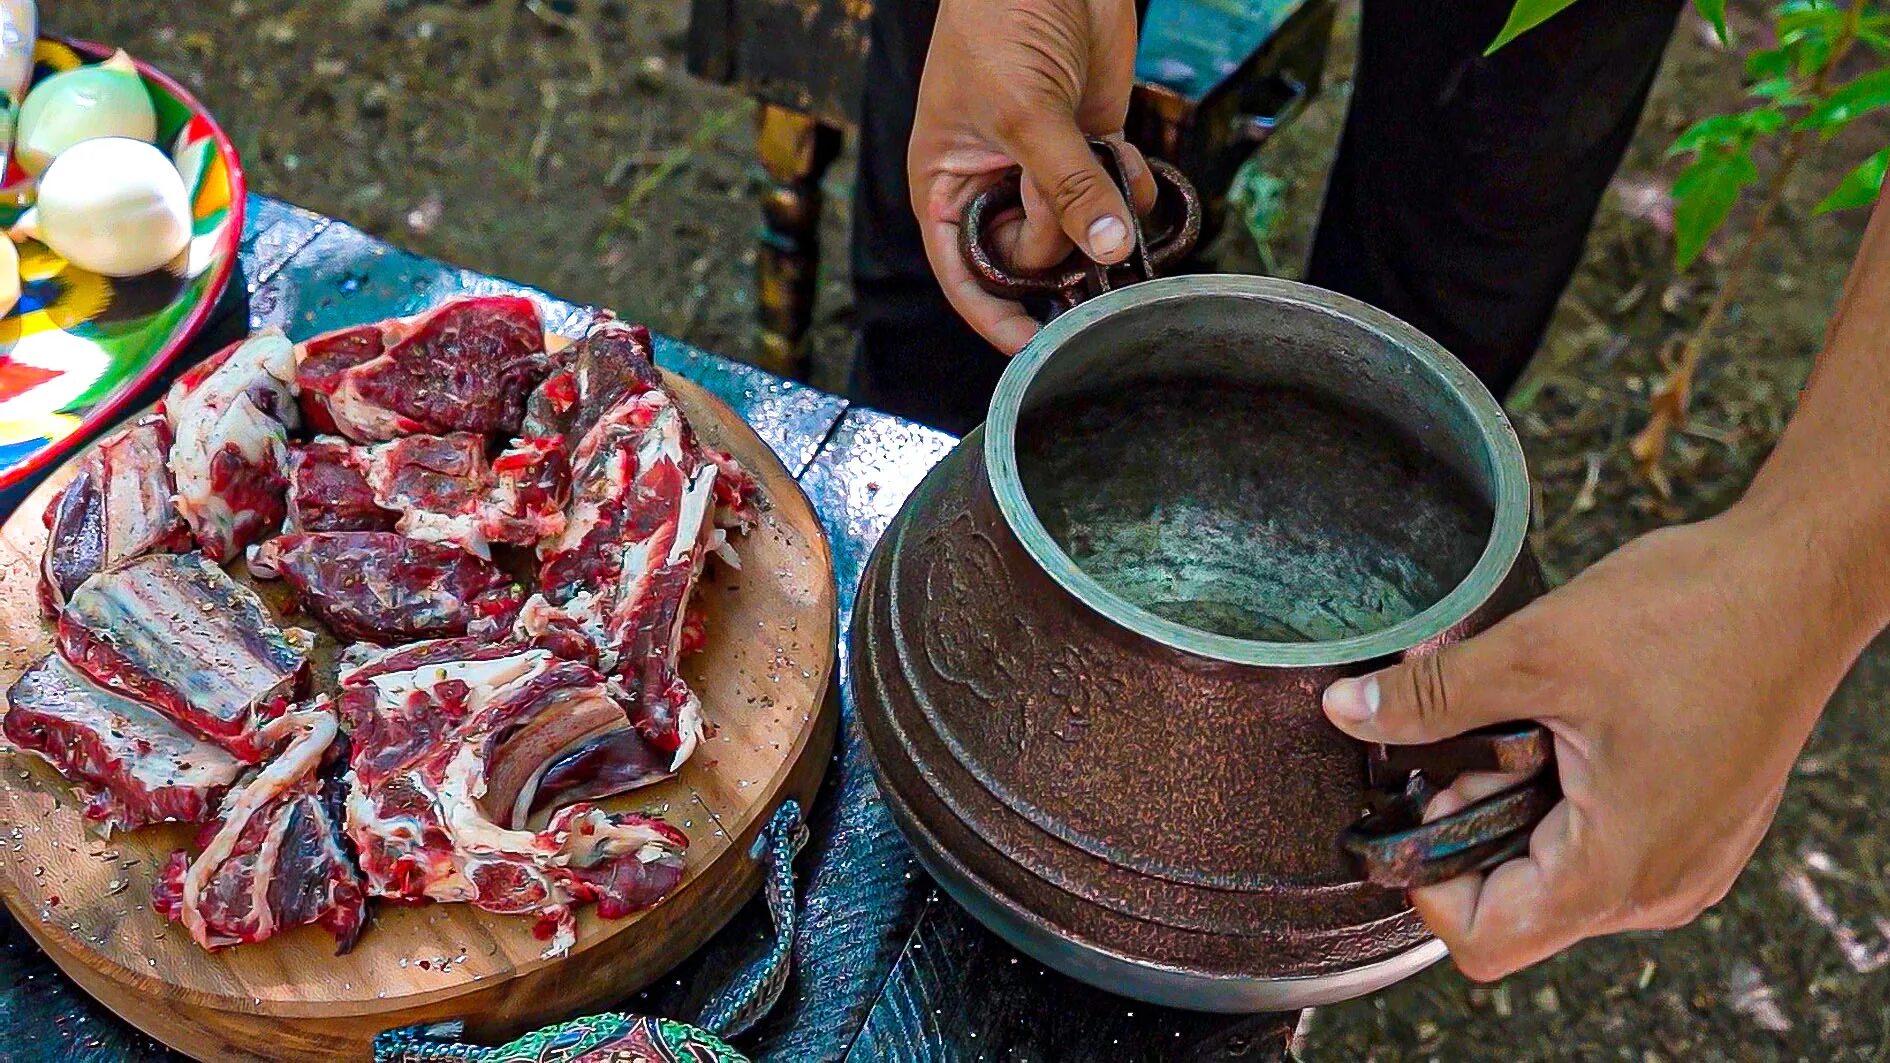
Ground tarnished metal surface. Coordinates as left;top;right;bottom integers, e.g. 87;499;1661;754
850;275;1553;1010
962;143;1202;310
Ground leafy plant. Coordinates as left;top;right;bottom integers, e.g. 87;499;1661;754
1494;0;1889;488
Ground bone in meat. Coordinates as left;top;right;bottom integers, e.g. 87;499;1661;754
4;654;245;833
38;414;190;617
337;641;685;955
165;330;300;563
154;706;367;952
56;553;313;762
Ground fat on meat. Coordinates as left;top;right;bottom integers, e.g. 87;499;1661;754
4;654;245;833
535;393;718;768
292;296;549;442
249;532;526;645
358;433;568;557
38;414;190;617
154;706;367;952
164;330;300;563
337;639;684;956
56;553;313;762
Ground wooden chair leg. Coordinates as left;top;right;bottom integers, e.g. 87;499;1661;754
754;104;844;380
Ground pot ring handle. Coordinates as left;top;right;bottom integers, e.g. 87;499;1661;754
959;136;1203;309
1342;721;1561;889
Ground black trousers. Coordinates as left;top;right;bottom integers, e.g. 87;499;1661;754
848;0;1686;434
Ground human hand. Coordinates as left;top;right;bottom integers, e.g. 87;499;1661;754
1321;504;1883;980
909;0;1156;353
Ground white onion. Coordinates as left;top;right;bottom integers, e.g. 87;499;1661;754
15;136;190;277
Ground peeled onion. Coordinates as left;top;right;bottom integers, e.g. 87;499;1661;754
15;49;156;175
13;137;190;277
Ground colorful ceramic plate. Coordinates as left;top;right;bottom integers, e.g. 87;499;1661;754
0;36;243;489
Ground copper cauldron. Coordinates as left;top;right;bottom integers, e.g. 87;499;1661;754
850;263;1557;1010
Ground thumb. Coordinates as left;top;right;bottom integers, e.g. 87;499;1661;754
1321;631;1531;746
1001;113;1137;266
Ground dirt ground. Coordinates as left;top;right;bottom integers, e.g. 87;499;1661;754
50;0;1890;1058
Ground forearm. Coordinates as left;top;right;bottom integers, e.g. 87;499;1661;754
1737;191;1890;642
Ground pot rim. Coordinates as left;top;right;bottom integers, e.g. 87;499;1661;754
984;275;1532;668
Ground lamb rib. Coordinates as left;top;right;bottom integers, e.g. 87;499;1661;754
56;553;313;762
536;392;718;767
249;532;526;646
38;414;190;617
339;639;685;955
165;330;300;563
154;706;367;952
3;654;245;833
293;296;549;442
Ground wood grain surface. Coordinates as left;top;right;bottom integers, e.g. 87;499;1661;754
0;362;838;1062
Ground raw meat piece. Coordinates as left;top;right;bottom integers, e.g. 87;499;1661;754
38;415;190;617
526;319;758;530
3;654;244;833
361;433;490;550
538;394;718;767
485;437;570;545
294;296;549;442
354;433;569;556
290;323;383;436
57;553;313;762
165;330;300;563
284;438;395;534
338;640;686;955
154;707;367;952
249;532;526;645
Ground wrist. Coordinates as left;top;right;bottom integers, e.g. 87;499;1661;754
1722;468;1890;652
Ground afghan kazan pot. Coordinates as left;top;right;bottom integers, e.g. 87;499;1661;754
851;275;1546;1011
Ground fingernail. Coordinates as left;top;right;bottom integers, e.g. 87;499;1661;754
1087;215;1129;259
1324;675;1380;724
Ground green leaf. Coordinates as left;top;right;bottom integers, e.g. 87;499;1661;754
1486;0;1584;54
1797;69;1890;137
1745;47;1792;79
1814;146;1890;213
1747;76;1803;103
1693;0;1729;42
1778;1;1846;43
1667;108;1787;155
1859;29;1890;54
1671;145;1759;269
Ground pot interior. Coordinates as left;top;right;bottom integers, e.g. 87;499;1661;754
1016;379;1492;642
990;277;1529;663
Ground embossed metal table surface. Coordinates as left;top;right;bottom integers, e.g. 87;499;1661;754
0;196;1302;1062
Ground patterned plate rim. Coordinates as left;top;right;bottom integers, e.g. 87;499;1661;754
0;35;247;490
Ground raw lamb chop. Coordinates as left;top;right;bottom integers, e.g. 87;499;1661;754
338;638;686;955
284;438;395;534
38;414;190;617
165;330;300;563
57;553;313;762
536;393;719;767
154;707;367;952
249;532;526;645
3;654;244;833
293;295;549;442
358;433;568;556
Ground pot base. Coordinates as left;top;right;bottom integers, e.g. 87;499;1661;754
881;774;1448;1013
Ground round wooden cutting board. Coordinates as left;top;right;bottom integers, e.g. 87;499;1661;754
0;366;838;1062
